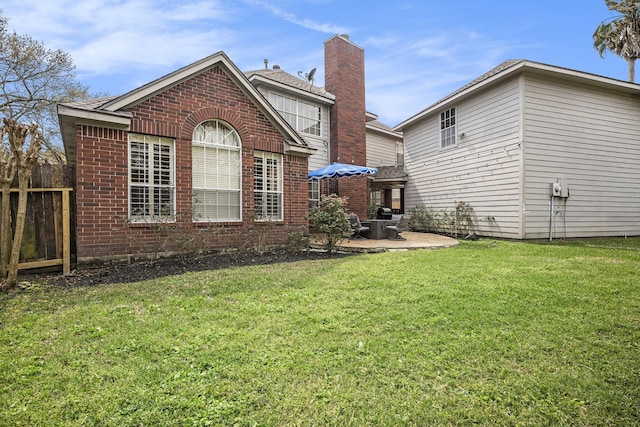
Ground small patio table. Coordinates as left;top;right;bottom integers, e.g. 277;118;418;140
362;219;395;239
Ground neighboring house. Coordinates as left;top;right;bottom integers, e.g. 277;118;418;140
395;59;640;239
58;52;315;263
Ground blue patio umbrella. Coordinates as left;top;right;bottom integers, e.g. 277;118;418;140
308;162;377;179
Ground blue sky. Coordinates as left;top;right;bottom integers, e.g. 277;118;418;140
1;0;631;126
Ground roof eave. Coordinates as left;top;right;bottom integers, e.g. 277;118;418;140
57;104;133;166
57;104;132;127
373;177;408;183
394;60;640;131
284;140;317;157
366;123;403;138
394;62;527;131
248;74;336;105
96;51;310;150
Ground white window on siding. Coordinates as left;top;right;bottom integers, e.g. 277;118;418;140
440;107;456;148
129;134;175;222
192;120;242;222
269;92;321;136
308;179;320;209
254;151;283;221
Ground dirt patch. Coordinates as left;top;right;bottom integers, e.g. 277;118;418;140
21;249;357;289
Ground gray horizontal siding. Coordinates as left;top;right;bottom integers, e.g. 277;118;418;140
257;87;330;171
366;130;400;167
404;76;523;238
523;74;640;238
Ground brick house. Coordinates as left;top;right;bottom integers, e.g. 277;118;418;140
58;52;315;264
248;34;405;217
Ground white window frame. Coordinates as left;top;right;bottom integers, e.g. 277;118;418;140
269;92;321;137
128;134;176;222
440;106;457;149
192;120;242;222
308;179;320;209
254;151;283;221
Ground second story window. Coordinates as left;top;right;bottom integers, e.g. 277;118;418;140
440;107;456;148
269;92;321;136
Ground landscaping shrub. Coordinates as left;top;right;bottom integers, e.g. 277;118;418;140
308;194;351;252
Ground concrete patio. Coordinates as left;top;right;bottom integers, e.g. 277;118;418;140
311;231;459;253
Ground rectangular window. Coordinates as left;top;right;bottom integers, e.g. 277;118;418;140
440;107;456;148
254;151;283;221
308;179;320;209
269;92;321;136
129;134;175;221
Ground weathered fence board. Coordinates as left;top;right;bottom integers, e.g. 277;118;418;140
1;163;75;275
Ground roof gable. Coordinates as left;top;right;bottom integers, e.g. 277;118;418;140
58;51;314;159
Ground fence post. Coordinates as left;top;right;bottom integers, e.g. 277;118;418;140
62;189;70;275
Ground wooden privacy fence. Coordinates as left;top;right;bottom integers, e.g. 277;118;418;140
1;164;74;275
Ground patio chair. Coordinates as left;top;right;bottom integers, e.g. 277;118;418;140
349;214;370;239
386;214;406;240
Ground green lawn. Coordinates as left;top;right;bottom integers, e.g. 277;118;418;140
1;239;639;426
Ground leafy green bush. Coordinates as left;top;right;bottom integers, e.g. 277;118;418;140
409;201;476;237
454;200;474;237
408;204;434;231
308;194;351;252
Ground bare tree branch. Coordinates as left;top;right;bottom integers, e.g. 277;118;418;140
0;9;92;163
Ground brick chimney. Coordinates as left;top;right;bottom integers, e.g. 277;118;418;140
324;34;369;218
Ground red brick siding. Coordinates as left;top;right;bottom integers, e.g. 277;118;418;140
74;65;308;262
324;36;369;218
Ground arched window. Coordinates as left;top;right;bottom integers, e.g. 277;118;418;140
192;120;242;221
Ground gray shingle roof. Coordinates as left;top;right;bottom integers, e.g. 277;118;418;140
367;119;402;136
62;96;119;111
374;165;407;181
246;68;335;101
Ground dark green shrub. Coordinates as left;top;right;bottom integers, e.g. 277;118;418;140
308;194;351;253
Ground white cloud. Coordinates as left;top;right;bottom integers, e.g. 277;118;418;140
241;0;349;34
0;0;542;124
361;29;522;125
71;28;237;76
3;0;236;80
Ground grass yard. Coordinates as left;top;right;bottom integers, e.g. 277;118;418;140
1;239;639;426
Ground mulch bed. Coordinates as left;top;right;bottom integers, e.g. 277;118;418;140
19;249;357;289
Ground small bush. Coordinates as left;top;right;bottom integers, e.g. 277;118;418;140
408;204;434;231
409;201;477;238
308;194;351;252
285;225;309;254
454;200;474;237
